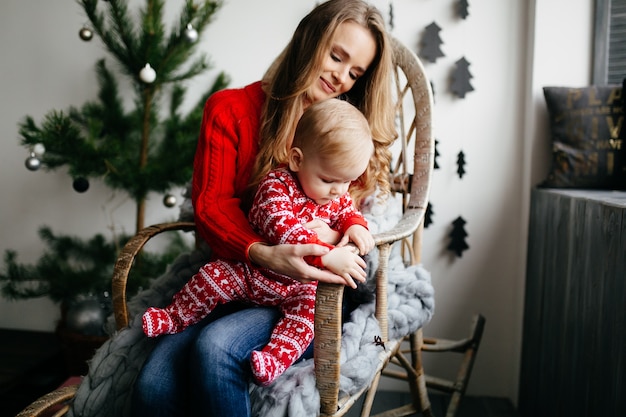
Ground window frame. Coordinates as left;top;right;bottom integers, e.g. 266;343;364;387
593;0;610;84
593;0;626;84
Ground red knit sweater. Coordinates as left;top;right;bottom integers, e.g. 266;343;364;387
192;81;266;263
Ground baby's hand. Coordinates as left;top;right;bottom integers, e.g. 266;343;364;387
321;246;367;288
337;225;375;255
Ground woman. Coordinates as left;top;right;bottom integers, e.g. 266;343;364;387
132;1;396;415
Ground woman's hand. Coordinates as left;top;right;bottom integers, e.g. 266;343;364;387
248;242;362;287
304;219;341;245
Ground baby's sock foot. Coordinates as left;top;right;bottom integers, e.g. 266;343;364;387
250;350;287;386
142;307;178;337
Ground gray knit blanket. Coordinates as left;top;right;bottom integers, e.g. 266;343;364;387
68;195;435;417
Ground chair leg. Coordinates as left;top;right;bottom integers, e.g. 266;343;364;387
360;371;383;417
423;314;486;417
409;329;433;416
373;329;434;417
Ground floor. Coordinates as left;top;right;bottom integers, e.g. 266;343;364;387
1;327;520;417
6;387;521;417
346;391;521;417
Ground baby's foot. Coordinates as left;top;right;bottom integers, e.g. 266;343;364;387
142;307;178;337
250;350;287;386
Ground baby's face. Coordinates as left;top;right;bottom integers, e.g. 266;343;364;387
295;153;368;205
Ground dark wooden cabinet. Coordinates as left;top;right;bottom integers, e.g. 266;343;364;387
519;188;626;417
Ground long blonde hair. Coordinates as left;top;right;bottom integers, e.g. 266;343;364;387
249;0;396;208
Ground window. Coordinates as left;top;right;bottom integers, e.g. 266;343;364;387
593;0;626;84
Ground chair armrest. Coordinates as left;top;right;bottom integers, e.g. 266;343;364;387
15;384;78;417
314;205;426;415
373;206;425;246
112;221;196;330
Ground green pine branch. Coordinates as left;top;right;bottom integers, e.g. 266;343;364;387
81;0;222;86
0;226;192;303
19;0;229;207
4;0;229;304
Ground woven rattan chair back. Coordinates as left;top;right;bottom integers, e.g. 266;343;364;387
314;36;435;417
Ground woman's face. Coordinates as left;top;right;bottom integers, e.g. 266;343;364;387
306;21;377;105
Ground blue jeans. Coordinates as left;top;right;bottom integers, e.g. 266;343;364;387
131;304;314;417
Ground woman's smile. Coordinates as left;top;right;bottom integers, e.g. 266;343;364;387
319;77;336;94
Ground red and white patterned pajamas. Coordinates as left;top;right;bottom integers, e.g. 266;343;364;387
143;167;367;386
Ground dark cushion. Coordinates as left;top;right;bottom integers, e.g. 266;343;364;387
541;83;625;189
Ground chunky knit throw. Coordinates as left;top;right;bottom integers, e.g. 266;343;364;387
68;195;435;417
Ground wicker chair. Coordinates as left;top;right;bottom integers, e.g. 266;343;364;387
15;37;482;417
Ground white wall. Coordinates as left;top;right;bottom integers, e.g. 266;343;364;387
0;0;593;404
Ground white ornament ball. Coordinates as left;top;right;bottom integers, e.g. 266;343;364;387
183;23;199;43
163;194;177;208
139;64;157;83
33;143;46;156
79;26;93;41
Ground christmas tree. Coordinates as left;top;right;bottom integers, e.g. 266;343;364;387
0;0;229;305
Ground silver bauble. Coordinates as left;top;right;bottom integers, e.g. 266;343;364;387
163;194;177;208
65;297;106;336
79;26;93;41
25;153;41;171
183;23;198;43
139;63;157;83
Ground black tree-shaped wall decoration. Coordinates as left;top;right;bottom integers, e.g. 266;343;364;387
419;22;445;63
456;150;466;178
424;202;434;228
447;216;469;257
450;57;474;98
434;139;440;169
457;0;470;19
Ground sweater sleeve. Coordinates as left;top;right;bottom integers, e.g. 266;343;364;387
192;83;265;263
331;193;369;234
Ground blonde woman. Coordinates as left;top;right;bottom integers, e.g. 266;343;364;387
133;1;395;415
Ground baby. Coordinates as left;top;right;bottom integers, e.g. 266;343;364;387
142;99;375;386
